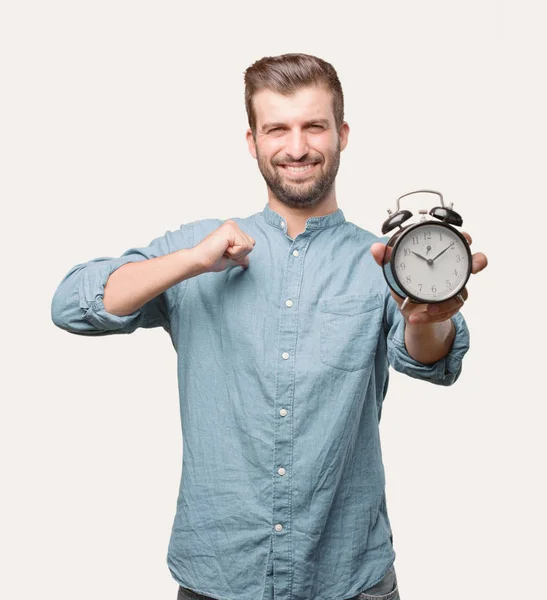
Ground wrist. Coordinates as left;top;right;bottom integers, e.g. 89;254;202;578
403;317;456;363
179;247;208;278
404;316;454;337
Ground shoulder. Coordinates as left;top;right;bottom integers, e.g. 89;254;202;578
340;220;387;247
187;212;259;243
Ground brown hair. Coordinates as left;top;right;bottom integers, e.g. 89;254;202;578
244;53;344;135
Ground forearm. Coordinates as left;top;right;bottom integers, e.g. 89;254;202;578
404;318;456;365
103;247;203;316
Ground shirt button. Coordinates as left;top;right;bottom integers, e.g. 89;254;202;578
274;524;283;532
279;408;288;417
278;467;286;476
280;220;286;229
282;352;289;360
292;250;299;257
285;299;293;307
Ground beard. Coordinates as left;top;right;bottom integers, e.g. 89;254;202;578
256;138;341;209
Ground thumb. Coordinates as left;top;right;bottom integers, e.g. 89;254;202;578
370;242;386;267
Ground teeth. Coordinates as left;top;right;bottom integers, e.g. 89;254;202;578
284;164;315;173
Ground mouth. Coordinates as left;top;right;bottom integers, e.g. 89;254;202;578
277;162;320;177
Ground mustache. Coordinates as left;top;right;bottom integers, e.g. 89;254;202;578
272;156;322;166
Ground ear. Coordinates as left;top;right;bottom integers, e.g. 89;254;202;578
339;122;350;152
246;129;257;159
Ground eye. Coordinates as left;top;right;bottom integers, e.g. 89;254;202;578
267;127;284;134
308;124;326;132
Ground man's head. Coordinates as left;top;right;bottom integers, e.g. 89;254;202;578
244;53;349;209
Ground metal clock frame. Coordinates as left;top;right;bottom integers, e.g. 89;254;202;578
387;220;473;304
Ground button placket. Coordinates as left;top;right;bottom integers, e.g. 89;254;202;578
271;236;310;599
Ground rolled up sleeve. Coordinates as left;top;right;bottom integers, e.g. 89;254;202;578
51;223;194;336
385;294;470;386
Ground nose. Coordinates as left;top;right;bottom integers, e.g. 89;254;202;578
285;129;309;161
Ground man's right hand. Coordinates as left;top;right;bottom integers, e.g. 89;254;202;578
192;220;256;274
100;220;255;317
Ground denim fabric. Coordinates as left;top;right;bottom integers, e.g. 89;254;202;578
52;203;467;600
177;563;399;600
355;563;399;599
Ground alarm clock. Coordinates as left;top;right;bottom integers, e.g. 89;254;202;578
380;189;472;307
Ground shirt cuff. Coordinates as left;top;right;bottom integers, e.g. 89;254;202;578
387;311;470;385
78;255;144;331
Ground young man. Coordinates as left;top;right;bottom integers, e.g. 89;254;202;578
52;53;487;600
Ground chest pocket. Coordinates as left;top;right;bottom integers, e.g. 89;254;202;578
320;293;383;372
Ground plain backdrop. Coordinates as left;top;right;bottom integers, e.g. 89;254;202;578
1;1;545;599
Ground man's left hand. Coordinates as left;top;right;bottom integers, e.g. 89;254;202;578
370;232;488;325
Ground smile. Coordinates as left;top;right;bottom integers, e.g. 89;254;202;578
279;163;318;175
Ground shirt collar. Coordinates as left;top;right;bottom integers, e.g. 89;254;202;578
261;202;346;232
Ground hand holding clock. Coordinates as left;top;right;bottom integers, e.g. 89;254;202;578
371;232;488;325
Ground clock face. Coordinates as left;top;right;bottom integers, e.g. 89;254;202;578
391;222;471;302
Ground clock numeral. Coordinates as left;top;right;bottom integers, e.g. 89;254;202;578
454;269;458;276
456;254;461;262
412;236;419;246
431;285;437;293
405;275;411;283
399;262;406;270
439;232;443;241
423;231;432;241
418;284;423;292
446;280;452;289
403;248;410;256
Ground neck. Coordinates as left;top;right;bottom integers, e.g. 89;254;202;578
267;187;339;239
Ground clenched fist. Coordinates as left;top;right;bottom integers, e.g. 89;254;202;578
191;220;256;274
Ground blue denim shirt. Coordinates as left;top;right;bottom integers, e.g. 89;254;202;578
51;203;469;600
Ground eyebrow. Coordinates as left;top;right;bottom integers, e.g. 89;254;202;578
261;118;330;131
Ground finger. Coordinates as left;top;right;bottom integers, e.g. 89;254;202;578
409;305;462;324
237;230;256;255
224;221;255;254
461;231;473;245
240;230;256;248
227;258;249;269
235;254;251;268
471;252;488;274
370;243;385;267
225;243;253;260
425;293;466;317
225;245;245;259
227;252;251;268
388;288;406;307
411;293;467;324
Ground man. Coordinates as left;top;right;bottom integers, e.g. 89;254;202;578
51;53;487;600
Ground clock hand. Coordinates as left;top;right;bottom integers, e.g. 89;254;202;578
431;242;454;262
411;251;429;262
411;251;433;266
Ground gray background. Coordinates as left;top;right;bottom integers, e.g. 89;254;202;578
1;1;544;598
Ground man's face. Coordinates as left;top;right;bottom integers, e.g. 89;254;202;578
246;86;349;209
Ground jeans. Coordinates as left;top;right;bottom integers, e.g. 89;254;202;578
177;563;400;600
